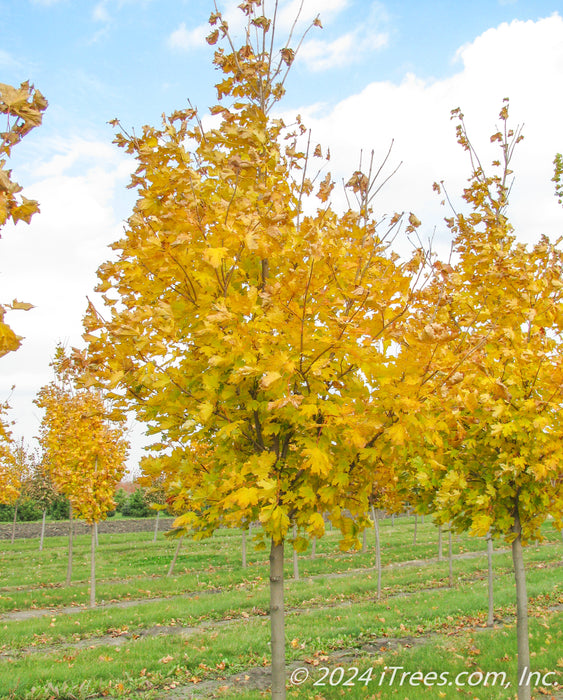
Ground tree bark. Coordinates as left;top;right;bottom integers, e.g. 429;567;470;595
270;539;286;699
242;528;247;568
90;523;96;608
512;507;531;700
10;504;17;544
153;511;160;542
448;526;453;587
371;506;381;599
66;505;74;586
292;524;299;580
486;532;494;627
39;509;47;552
167;535;184;577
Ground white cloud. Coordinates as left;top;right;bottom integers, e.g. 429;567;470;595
293;14;563;258
298;1;389;71
299;26;388;71
0;136;134;452
167;21;208;51
166;0;352;54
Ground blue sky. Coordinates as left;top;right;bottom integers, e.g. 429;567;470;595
1;0;563;472
2;0;561;142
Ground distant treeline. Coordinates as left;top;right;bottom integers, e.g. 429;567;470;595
0;487;167;522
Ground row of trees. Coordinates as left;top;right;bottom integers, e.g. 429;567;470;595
76;6;562;700
2;3;563;698
0;81;130;603
0;479;162;523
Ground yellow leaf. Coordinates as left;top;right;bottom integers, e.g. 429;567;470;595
199;402;214;421
387;423;405;445
202;247;228;269
10;299;34;311
260;371;282;389
236;486;259;507
303;446;331;476
307;512;325;537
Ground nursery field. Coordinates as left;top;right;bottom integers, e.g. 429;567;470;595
0;516;561;700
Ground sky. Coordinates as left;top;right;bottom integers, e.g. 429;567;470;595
1;0;562;474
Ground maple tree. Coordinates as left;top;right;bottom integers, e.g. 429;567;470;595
402;102;563;700
81;3;430;695
8;439;36;543
0;81;47;358
26;450;59;550
35;346;128;605
0;401;19;508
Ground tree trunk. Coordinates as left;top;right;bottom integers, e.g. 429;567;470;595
153;511;160;542
487;532;494;627
90;523;96;608
242;528;247;568
371;506;381;600
167;536;184;577
94;521;99;548
448;526;453;587
10;504;17;544
66;505;74;586
310;537;316;559
292;524;299;580
270;539;286;699
438;523;443;561
512;508;531;700
39;509;47;552
413;513;418;545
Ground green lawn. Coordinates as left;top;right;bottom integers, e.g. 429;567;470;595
0;516;561;699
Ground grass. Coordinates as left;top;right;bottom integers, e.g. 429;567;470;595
0;516;561;699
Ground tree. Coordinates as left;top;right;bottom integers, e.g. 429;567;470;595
82;4;427;696
136;472;168;540
0;81;47;357
27;451;59;550
8;439;36;543
405;102;563;700
0;401;19;508
121;487;152;518
35;346;128;605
